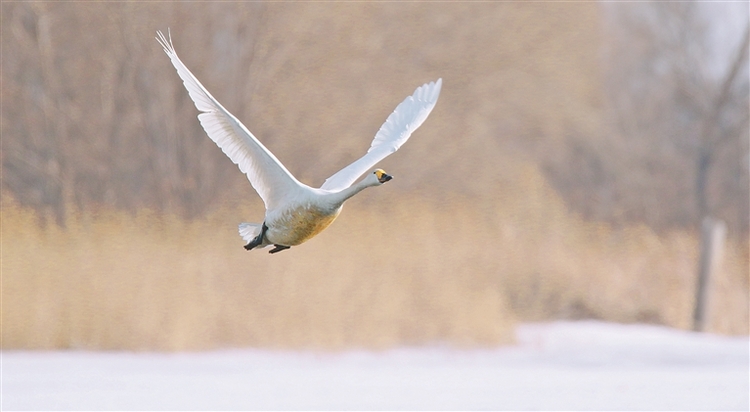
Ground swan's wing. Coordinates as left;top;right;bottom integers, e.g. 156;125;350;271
320;79;442;192
156;30;304;211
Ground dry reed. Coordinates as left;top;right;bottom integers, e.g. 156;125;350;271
2;165;747;350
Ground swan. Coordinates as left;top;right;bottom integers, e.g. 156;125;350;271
156;30;441;254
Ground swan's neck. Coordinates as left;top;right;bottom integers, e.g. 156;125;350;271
326;176;380;207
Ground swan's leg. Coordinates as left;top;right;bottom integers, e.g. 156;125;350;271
244;222;268;251
268;245;291;254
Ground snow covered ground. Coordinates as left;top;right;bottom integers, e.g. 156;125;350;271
3;321;748;410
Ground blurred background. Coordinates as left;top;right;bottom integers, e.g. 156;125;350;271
2;2;748;351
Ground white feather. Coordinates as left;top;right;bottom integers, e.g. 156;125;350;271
156;30;306;212
320;79;442;192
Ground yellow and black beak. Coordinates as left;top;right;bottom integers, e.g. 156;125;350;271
375;169;393;184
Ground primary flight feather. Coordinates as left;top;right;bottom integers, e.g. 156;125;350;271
156;30;441;254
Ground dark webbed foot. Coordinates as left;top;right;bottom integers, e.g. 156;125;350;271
268;245;291;254
244;223;269;251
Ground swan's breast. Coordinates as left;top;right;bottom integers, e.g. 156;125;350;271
266;204;342;246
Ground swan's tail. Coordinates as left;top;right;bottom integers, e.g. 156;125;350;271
238;222;262;243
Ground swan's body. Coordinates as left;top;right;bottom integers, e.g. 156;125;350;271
156;30;441;253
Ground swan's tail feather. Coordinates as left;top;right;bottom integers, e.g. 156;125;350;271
238;222;262;243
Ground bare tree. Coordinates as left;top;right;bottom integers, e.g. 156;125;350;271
599;2;749;236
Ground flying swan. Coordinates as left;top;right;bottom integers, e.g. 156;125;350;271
156;30;441;254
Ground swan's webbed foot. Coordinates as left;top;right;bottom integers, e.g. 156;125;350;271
244;223;269;251
268;245;291;254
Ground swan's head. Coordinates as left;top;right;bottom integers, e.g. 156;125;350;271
374;169;393;184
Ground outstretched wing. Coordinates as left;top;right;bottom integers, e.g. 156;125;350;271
156;30;305;211
320;79;442;192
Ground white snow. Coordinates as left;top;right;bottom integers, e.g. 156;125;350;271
3;321;748;410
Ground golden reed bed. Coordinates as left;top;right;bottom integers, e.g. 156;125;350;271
3;167;747;351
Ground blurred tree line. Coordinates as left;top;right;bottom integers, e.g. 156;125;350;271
2;2;748;238
546;2;748;237
2;3;269;223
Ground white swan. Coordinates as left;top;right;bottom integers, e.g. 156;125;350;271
156;30;441;254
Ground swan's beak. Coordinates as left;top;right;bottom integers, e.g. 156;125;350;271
374;169;393;184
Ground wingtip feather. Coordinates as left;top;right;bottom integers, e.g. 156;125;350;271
155;28;175;55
